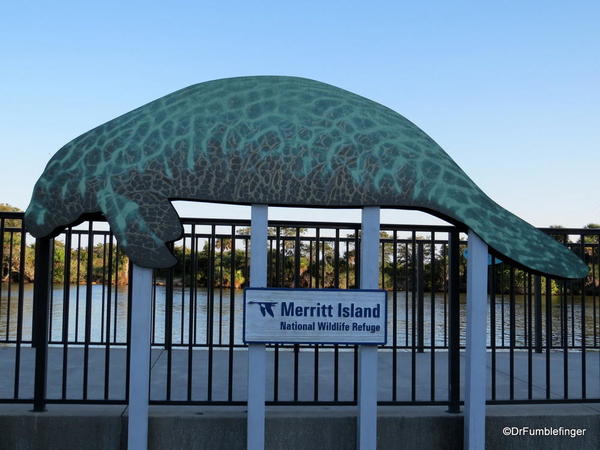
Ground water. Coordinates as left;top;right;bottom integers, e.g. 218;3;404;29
0;283;598;348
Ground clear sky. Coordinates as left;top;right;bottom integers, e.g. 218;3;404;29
1;1;598;227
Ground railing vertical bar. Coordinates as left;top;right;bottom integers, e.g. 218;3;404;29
112;244;119;344
597;237;600;397
125;259;133;402
315;228;320;288
83;221;94;400
334;229;340;402
522;270;527;349
392;230;398;402
345;240;349;290
219;236;224;345
293;351;299;402
275;227;281;287
272;229;280;402
75;234;81;343
271;228;281;402
14;220;27;399
268;235;273;286
443;242;448;347
207;226;216;401
165;242;174;402
333;230;341;402
354;228;360;289
151;270;157;345
411;231;417;401
417;242;424;353
535;275;543;353
593;239;598;347
48;238;55;342
490;257;496;401
228;226;236;402
33;237;52;411
545;277;552;399
405;242;409;346
313;343;319;401
308;240;313;288
527;273;533;400
0;219;4;328
292;227;301;402
580;234;586;398
103;233;113;400
294;228;300;288
500;264;505;347
570;252;575;349
313;233;319;401
196;236;204;347
321;237;325;286
430;232;436;401
6;231;14;341
447;230;460;413
509;267;515;400
381;241;385;291
571;281;575;348
187;225;196;401
353;227;359;403
61;229;72;399
180;234;187;345
100;235;107;344
334;229;340;288
562;279;568;399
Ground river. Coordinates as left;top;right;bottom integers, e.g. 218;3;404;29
0;283;598;348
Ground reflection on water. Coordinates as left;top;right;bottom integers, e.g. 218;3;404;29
0;283;598;348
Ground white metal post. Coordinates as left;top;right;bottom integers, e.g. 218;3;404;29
358;206;380;450
128;264;153;450
464;230;488;450
248;204;268;450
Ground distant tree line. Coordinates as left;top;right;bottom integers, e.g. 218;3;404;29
2;204;599;294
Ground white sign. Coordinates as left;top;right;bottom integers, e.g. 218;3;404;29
243;288;387;345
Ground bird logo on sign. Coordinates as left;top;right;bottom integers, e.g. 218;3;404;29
248;301;278;318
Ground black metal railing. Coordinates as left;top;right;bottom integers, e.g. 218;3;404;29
1;211;599;409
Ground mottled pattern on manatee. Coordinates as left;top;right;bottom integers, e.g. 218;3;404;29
25;76;587;278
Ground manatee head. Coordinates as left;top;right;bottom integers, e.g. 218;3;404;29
25;133;183;268
25;149;98;239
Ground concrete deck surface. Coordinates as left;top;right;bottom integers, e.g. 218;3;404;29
0;346;598;402
1;346;599;449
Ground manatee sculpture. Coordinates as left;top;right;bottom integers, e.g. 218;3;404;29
25;76;587;278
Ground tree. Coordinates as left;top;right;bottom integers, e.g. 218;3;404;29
0;204;34;282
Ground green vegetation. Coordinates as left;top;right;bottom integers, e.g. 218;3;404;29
1;203;35;282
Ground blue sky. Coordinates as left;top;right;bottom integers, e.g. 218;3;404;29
1;1;598;227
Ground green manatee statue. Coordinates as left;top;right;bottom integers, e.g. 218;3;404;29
25;76;587;278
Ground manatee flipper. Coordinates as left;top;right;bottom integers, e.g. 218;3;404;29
97;188;183;268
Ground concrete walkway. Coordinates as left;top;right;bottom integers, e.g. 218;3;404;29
0;346;598;402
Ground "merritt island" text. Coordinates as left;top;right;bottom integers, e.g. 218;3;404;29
280;301;380;318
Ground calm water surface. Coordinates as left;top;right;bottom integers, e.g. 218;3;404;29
0;283;598;348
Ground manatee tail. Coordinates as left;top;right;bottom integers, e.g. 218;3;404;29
436;183;587;279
